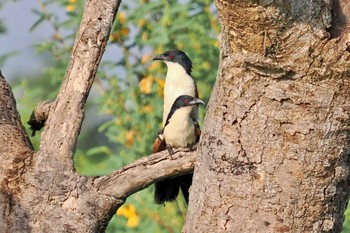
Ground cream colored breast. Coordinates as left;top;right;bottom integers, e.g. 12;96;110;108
163;107;197;148
162;62;196;126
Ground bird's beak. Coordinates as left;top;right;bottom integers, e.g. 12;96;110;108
189;98;205;106
152;54;166;61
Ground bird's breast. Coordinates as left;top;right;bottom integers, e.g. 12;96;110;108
163;73;196;125
163;108;197;148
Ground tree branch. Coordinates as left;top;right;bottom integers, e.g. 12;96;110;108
94;149;197;200
35;0;121;172
0;71;33;150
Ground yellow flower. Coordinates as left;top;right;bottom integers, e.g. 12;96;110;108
141;54;151;64
104;109;112;115
116;204;140;228
118;12;127;24
127;212;139;228
155;78;165;97
116;205;128;217
121;27;129;36
109;32;120;42
194;43;201;50
109;28;128;42
157;88;164;97
142;32;149;41
155;77;164;88
137;19;145;27
142;105;153;113
114;118;122;126
203;61;211;70
65;4;75;12
68;0;76;3
139;76;153;94
148;62;160;71
126;130;135;146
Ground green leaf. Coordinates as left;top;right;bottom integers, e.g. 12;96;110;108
30;14;46;32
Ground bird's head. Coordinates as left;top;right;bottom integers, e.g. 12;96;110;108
152;50;192;75
172;95;205;109
164;95;205;126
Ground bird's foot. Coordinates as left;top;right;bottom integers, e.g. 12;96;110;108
167;144;198;159
175;145;197;153
189;143;197;151
167;147;175;159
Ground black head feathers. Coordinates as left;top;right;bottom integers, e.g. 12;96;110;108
164;95;204;126
153;49;193;75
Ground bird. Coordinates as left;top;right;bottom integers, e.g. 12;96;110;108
154;95;205;204
152;49;199;127
151;50;200;204
152;49;200;153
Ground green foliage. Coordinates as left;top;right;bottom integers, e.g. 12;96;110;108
342;203;350;233
0;21;6;34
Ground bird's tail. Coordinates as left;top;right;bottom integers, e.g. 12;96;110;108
154;174;193;204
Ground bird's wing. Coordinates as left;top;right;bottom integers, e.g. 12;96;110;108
152;130;167;153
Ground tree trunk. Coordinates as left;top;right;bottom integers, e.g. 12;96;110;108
185;0;350;232
0;0;122;231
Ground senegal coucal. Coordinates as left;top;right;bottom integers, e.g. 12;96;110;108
152;50;200;204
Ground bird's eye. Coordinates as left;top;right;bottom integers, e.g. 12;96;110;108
168;53;174;59
183;98;190;104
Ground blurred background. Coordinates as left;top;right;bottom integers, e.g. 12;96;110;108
2;1;349;232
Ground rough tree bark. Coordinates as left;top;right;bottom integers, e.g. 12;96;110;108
184;0;350;232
